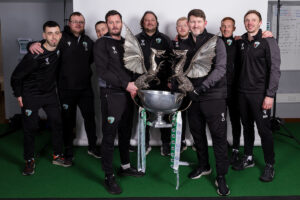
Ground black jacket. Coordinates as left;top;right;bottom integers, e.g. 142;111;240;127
135;30;173;90
57;26;94;90
11;45;60;97
236;29;281;97
221;36;239;96
178;30;227;101
93;33;133;93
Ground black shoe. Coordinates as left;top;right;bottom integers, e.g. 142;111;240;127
232;155;255;171
188;166;212;179
104;174;122;194
88;148;101;159
129;145;136;153
260;164;275;182
52;154;72;167
22;159;35;176
119;167;145;177
230;150;239;165
161;143;170;156
180;141;187;153
215;175;230;196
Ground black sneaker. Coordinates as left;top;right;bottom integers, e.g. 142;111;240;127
88;148;101;159
188;166;212;179
119;167;145;177
180;141;187;153
22;159;35;176
232;155;255;171
215;175;230;196
260;164;275;182
230;150;239;165
52;154;72;167
129;145;136;153
161;143;170;156
104;174;122;194
145;145;152;155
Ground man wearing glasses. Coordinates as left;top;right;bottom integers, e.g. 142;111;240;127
29;12;100;164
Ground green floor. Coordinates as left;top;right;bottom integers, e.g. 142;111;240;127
0;123;300;198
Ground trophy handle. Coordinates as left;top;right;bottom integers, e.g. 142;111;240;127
132;91;144;108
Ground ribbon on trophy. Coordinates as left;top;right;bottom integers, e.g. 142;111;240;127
170;111;184;190
137;107;147;172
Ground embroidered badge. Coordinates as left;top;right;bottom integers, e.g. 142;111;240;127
45;58;50;65
25;109;32;116
175;41;179;48
82;41;88;51
141;39;145;46
241;43;245;50
262;110;268;119
57;50;60;56
254;41;260;48
62;104;69;110
67;41;71;46
156;38;162;44
226;39;232;46
107;116;115;124
221;113;225;122
112;46;117;54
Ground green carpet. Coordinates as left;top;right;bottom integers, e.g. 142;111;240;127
0;123;300;198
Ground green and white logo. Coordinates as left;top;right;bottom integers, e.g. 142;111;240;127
107;116;115;124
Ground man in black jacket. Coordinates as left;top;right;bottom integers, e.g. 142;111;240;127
232;10;281;183
176;9;229;196
94;10;144;195
29;12;100;164
135;11;173;156
11;21;71;176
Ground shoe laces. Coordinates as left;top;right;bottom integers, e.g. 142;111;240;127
264;164;274;174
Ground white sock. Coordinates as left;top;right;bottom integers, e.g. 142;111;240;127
121;163;131;170
247;155;253;161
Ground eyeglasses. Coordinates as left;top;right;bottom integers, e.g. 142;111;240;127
70;21;85;25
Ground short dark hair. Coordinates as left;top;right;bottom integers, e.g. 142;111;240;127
221;17;235;26
105;10;122;22
69;11;85;22
244;10;262;22
43;21;60;32
95;20;106;28
188;9;206;21
140;11;159;30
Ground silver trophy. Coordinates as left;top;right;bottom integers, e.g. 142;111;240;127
138;90;183;128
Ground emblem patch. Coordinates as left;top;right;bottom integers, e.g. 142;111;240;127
67;41;71;46
25;109;32;116
226;39;232;46
262;110;268;119
107;116;115;124
156;38;161;44
57;50;60;56
82;41;88;51
45;58;50;65
221;113;225;122
141;39;145;46
254;41;260;48
112;46;117;54
62;104;69;110
241;43;245;50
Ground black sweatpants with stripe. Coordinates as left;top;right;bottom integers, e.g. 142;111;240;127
238;93;275;165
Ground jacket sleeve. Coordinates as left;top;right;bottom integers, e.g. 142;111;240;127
265;38;281;97
93;39;128;89
10;54;39;97
201;37;227;89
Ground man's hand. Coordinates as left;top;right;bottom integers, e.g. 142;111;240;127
262;96;274;110
126;82;138;99
29;42;44;54
262;31;273;38
17;97;23;107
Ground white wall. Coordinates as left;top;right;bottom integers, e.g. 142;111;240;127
73;0;268;146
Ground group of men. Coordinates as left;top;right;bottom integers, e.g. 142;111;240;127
10;7;280;197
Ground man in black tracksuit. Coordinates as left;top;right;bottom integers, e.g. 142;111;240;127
232;10;280;182
176;9;229;196
94;10;144;195
219;17;242;164
135;11;173;156
11;21;71;176
29;12;100;163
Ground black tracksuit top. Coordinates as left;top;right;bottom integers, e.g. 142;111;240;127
135;30;173;90
11;45;60;97
236;29;281;97
57;26;94;90
93;33;133;92
178;30;227;101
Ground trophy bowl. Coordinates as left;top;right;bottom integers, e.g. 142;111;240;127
138;90;183;128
